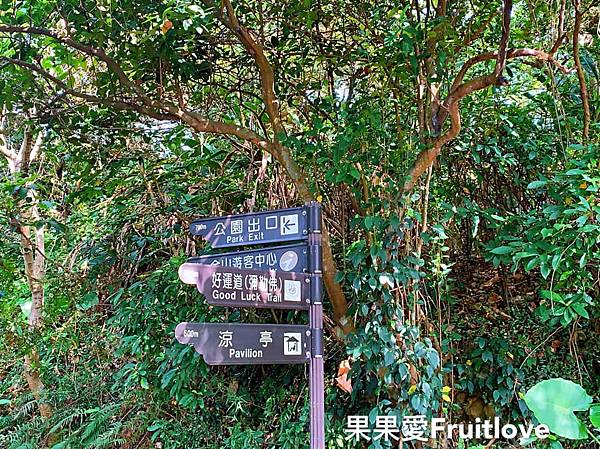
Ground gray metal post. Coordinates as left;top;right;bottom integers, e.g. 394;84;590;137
308;201;325;449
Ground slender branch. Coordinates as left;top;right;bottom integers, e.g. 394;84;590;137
0;57;275;153
0;57;174;120
572;0;590;140
550;32;568;55
177;110;271;150
459;10;499;50
0;25;153;107
558;0;566;36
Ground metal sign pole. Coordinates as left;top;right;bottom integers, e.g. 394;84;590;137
308;202;325;449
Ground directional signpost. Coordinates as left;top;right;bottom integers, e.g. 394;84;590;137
175;202;325;449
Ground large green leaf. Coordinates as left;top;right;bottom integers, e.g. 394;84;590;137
590;405;600;429
524;378;592;439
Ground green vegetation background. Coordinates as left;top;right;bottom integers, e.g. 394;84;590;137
0;0;598;448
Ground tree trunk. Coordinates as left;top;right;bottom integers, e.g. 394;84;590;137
20;204;51;417
1;124;52;419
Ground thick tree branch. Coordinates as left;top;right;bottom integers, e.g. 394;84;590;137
17;127;33;173
493;0;513;77
403;0;577;191
448;48;571;99
199;0;352;331
27;129;46;164
204;0;352;331
405;0;513;191
220;1;285;137
0;137;16;160
5;124;53;419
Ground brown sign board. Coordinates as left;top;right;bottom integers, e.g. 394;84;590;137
175;322;311;365
190;206;310;248
186;243;310;273
179;263;311;310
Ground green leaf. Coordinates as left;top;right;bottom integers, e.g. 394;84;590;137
540;290;563;301
590;405;600;428
77;291;99;310
384;350;395;366
551;254;561;270
571;303;589;319
540;264;550;279
482;350;493;363
349;168;361;180
527;180;547;189
491;246;514;255
524;378;592;439
549;440;564;449
147;422;164;432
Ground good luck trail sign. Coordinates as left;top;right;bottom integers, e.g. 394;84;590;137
174;202;325;449
178;263;311;310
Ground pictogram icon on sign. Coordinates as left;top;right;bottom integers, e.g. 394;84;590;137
283;332;302;355
281;214;299;235
284;280;301;302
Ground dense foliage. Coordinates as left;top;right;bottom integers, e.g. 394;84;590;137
0;0;598;448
